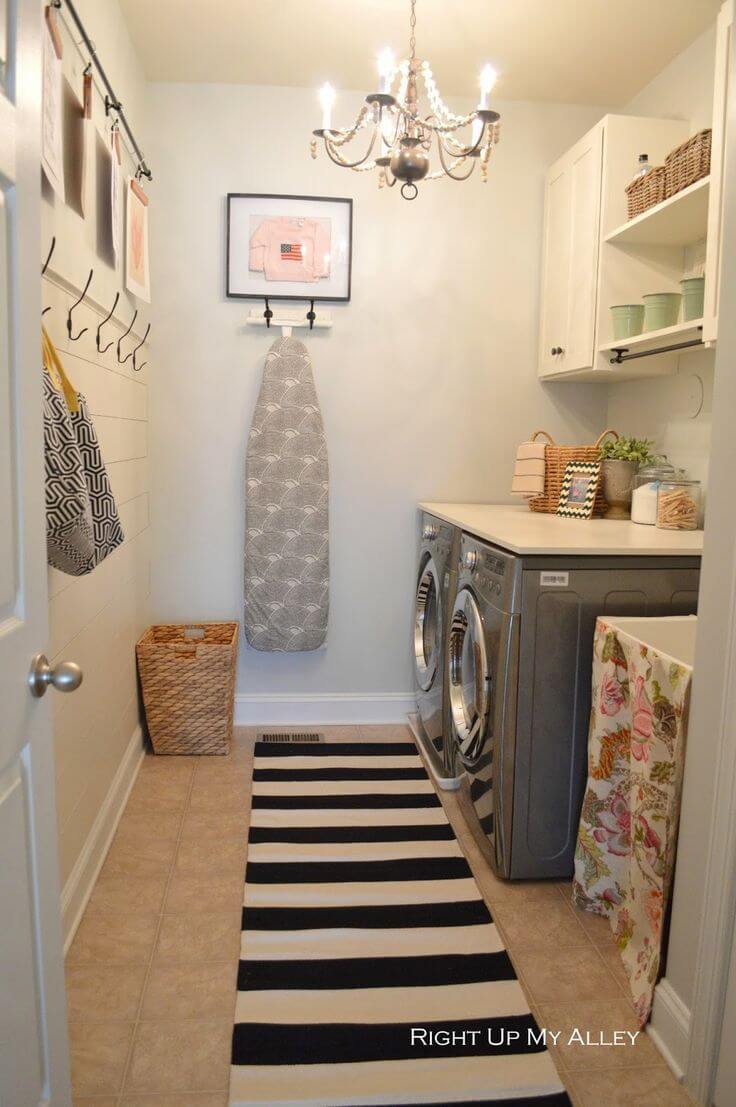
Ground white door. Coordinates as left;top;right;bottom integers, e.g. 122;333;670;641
714;925;736;1106
0;2;73;1104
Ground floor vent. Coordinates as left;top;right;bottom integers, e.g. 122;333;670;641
258;731;325;743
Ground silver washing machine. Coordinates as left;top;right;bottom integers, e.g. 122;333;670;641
448;531;700;879
413;512;460;786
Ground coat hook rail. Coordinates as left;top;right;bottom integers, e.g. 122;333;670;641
50;0;152;180
67;268;93;341
247;297;333;336
117;309;138;363
131;323;151;372
96;292;120;353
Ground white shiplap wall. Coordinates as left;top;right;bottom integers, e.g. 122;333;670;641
43;284;151;892
40;0;152;931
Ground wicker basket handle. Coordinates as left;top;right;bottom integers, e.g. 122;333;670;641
167;642;199;658
530;430;556;445
594;428;619;449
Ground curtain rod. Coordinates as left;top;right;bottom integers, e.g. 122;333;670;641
50;0;152;181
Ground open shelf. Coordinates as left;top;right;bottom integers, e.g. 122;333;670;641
605;177;710;247
598;318;704;356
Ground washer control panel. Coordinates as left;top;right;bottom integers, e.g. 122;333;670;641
460;535;519;613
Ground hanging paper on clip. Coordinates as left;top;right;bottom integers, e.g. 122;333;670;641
110;125;122;266
80;70;93;217
125;177;150;302
41;5;65;200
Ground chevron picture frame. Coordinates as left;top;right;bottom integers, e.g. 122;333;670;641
556;460;602;519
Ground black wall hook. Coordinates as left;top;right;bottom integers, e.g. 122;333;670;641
307;300;316;330
41;236;56;316
42;236;56;275
67;269;94;341
96;292;120;353
263;297;273;329
117;309;138;363
131;323;151;372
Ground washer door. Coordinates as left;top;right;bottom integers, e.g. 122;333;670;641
414;555;441;691
448;587;491;764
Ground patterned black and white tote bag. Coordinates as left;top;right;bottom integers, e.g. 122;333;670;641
43;330;124;576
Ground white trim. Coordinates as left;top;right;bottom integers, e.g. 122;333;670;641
234;692;416;726
60;725;145;952
648;978;691;1082
683;11;736;1102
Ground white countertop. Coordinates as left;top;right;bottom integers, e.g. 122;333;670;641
419;503;704;557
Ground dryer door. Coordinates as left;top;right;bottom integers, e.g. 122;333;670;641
414;555;442;692
448;587;491;765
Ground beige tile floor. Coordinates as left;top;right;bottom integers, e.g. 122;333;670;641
66;724;693;1107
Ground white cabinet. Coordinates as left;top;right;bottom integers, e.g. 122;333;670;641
538;1;732;382
703;0;734;342
538;126;603;377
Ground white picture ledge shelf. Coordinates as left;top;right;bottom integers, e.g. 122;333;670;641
246;308;332;337
605;177;710;248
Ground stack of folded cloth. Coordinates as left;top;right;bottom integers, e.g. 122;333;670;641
511;438;546;498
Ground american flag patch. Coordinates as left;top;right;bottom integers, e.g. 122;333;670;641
281;242;303;261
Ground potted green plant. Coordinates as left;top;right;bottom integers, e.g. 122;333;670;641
599;436;656;519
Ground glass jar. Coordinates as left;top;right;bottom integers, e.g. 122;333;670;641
657;479;701;531
630;460;677;526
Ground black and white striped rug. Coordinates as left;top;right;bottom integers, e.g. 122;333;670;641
230;739;570;1107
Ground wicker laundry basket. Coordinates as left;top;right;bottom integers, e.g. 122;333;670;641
527;429;618;516
625;166;666;220
664;129;711;198
136;622;239;755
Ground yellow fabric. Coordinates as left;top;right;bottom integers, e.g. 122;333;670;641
42;327;79;413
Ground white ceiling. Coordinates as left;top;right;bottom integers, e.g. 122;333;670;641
120;0;721;105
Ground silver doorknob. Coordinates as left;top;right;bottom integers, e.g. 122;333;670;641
28;654;83;698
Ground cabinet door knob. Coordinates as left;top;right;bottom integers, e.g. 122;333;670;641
550;346;560;355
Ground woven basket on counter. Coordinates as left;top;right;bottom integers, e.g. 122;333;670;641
136;622;239;755
527;429;618;517
664;129;711;198
625;166;666;220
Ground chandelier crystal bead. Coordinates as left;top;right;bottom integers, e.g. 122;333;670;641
311;0;501;199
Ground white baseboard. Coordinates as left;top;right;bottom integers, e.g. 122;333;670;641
647;977;691;1082
61;724;146;953
234;692;416;726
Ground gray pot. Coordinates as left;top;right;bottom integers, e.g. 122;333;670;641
602;459;636;520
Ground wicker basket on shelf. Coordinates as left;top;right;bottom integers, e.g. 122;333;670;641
625;166;666;220
664;129;712;198
136;622;239;755
527;429;618;516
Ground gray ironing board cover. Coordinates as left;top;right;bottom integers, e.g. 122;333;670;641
244;336;329;651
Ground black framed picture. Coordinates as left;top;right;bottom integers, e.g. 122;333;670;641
556;461;602;519
226;193;352;302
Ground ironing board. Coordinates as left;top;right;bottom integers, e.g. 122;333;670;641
244;336;329;651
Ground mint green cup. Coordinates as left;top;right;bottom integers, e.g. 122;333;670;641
643;292;681;331
610;304;645;340
681;277;705;321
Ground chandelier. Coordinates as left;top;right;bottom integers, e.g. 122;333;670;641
310;0;501;200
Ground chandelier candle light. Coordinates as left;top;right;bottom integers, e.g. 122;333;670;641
311;0;501;200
